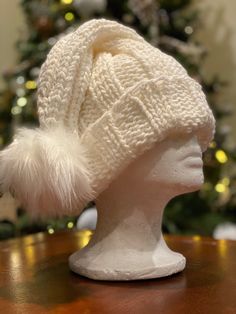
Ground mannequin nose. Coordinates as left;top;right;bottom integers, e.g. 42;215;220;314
188;133;201;149
181;132;200;147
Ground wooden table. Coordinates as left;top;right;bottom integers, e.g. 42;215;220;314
0;230;235;314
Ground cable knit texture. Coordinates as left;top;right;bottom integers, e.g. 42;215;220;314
0;19;215;217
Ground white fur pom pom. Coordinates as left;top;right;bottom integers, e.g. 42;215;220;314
0;126;94;218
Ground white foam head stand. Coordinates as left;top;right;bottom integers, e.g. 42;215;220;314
69;133;204;280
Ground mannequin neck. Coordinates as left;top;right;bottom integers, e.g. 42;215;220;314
69;181;186;281
68;135;198;280
93;177;172;251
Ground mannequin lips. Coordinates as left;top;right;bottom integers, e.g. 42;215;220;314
182;150;202;159
181;151;203;167
187;158;203;167
183;151;203;167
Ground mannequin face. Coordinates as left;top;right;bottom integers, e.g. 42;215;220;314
122;132;204;197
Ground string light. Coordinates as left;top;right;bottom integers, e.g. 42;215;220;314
221;177;230;186
16;76;25;84
215;150;228;164
16;88;25;97
215;177;230;194
61;0;73;4
209;141;216;149
64;12;75;21
67;221;74;229
11;106;22;115
48;227;55;234
25;80;37;90
17;97;27;107
215;183;226;193
184;26;193;35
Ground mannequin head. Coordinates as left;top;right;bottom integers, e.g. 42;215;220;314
72;131;205;280
96;131;204;206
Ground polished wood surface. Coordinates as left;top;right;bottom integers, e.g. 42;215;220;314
0;230;235;314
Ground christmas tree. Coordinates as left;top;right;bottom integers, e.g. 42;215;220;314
0;0;235;239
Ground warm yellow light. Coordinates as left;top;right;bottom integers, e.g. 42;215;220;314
221;177;230;186
11;106;22;115
61;0;73;4
24;246;36;266
193;235;201;242
184;26;193;35
48;228;55;234
25;80;37;90
17;97;27;107
65;12;75;21
215;183;226;193
9;250;23;281
67;221;74;229
79;230;93;248
209;141;216;149
218;239;227;258
16;88;25;97
215;150;228;163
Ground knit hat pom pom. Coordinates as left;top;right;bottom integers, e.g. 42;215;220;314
0;126;94;219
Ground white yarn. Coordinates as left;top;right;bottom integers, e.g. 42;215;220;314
0;126;94;218
0;19;215;217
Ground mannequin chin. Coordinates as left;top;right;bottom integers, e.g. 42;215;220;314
69;132;204;280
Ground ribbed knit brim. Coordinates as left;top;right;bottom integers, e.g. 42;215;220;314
81;75;215;197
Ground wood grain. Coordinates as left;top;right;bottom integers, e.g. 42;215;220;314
0;230;235;314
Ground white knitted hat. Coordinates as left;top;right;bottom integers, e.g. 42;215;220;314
0;19;215;218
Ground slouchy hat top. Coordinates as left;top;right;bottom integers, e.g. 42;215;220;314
0;19;215;217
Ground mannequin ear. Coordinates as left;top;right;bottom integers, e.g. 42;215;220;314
0;126;94;219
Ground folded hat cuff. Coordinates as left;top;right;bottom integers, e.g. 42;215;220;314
81;76;215;200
